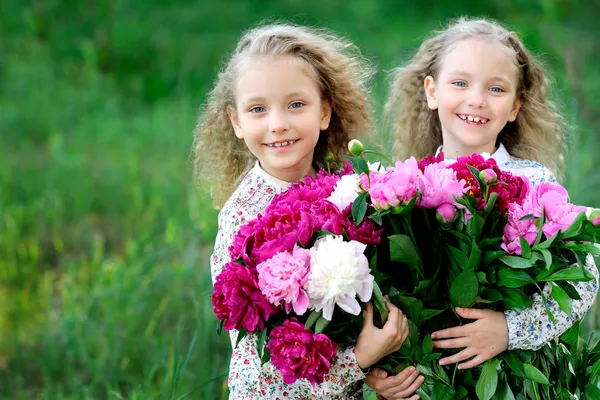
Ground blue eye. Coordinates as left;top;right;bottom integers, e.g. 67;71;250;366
249;106;265;113
289;102;304;109
490;87;505;93
453;81;467;87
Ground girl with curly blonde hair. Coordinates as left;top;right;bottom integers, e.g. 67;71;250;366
196;23;423;399
386;16;597;373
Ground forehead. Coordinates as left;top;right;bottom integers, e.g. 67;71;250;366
438;38;519;81
235;54;320;95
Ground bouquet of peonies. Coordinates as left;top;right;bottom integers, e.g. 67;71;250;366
212;161;385;386
212;140;600;397
344;142;600;400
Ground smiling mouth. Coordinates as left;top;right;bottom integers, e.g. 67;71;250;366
457;114;489;124
265;140;299;148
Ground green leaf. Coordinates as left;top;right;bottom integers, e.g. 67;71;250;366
448;245;469;270
369;214;383;225
478;237;502;249
304;310;322;330
476;358;499;400
257;328;267;359
420;308;447;322
467;213;485;241
499;255;533;269
539;267;592;282
260;345;271;366
389;234;421;268
495;377;516;400
502;352;526;378
346;154;370;175
551;283;572;314
423;334;433;355
497;268;536;288
523;363;550;385
315;316;330;334
561;211;587;238
585;383;600;400
540;249;552;269
217;320;225;336
372;281;389;324
468;241;483;270
450;269;479;307
519;236;532;259
501;288;534;311
555;280;582;300
351;192;368;225
235;328;248;348
484;192;498;217
534;231;559;250
560;321;580;348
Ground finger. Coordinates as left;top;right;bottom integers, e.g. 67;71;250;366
393;375;425;399
458;354;487;370
455;307;487;320
373;366;416;392
439;348;476;366
430;324;470;339
395;368;421;391
385;304;400;329
370;367;388;379
363;302;375;328
431;337;470;350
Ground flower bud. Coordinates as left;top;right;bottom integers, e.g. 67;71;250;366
590;209;600;226
348;139;364;156
324;151;335;163
479;168;497;184
436;203;458;224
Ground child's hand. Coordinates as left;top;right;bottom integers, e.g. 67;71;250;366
355;300;409;370
431;307;508;369
364;366;423;400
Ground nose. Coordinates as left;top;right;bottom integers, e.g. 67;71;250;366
269;110;289;133
466;87;486;108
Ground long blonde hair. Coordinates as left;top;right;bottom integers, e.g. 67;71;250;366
386;17;567;179
194;24;374;208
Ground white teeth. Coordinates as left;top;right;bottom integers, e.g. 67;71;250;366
473;117;480;122
268;140;295;147
467;116;474;122
459;115;488;124
481;118;488;123
459;115;467;120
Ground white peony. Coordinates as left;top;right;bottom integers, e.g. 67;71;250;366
305;235;374;320
327;162;383;212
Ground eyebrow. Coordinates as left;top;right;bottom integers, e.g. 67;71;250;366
447;70;513;86
240;91;315;106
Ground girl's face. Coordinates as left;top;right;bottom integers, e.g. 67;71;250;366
228;54;331;182
424;38;522;158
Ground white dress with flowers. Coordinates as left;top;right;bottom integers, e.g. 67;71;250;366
211;161;366;400
440;144;599;350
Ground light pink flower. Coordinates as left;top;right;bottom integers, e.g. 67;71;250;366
479;168;497;184
528;182;569;218
543;204;587;238
368;158;420;211
256;246;311;315
418;162;467;209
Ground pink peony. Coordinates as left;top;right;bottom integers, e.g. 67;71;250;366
501;203;538;255
268;318;338;386
341;203;384;245
368;158;420;211
212;262;279;332
418;162;467;209
542;203;587;238
358;169;383;192
256;246;311;315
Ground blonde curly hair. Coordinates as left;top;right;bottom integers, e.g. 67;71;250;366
386;17;567;179
194;24;374;208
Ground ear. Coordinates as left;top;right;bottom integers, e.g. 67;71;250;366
320;99;333;131
508;97;521;122
226;105;244;139
424;76;438;110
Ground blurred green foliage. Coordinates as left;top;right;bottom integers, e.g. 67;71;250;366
0;0;598;398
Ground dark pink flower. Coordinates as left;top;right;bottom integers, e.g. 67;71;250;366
212;262;278;332
417;152;445;172
501;202;538;255
268;318;338;386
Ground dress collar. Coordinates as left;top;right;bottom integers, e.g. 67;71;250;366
435;143;510;165
251;161;295;191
